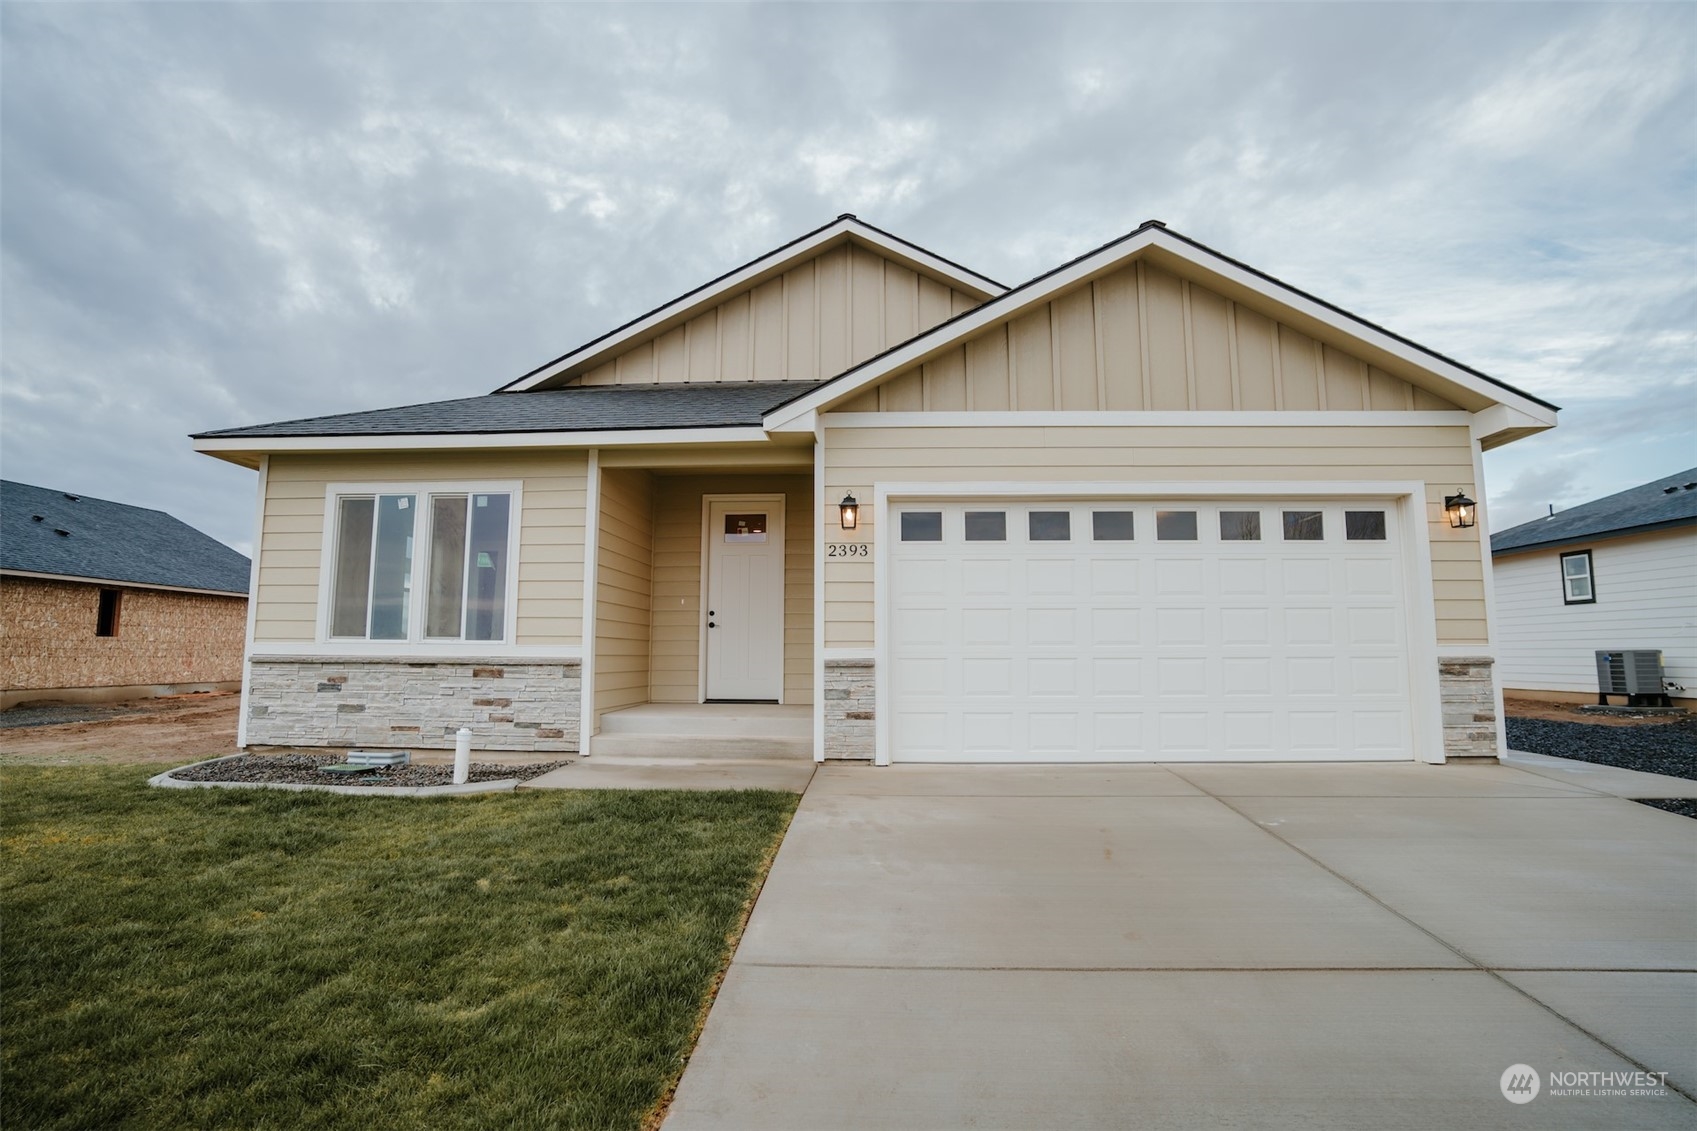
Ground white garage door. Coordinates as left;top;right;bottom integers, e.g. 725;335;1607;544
887;499;1414;762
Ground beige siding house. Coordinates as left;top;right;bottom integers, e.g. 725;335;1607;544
195;217;1558;764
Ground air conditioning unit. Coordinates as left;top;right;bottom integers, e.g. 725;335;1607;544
1594;650;1671;708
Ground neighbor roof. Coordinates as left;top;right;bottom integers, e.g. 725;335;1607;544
193;380;831;440
1;480;251;594
1491;467;1697;555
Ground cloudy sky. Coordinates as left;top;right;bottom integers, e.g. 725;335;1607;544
3;2;1692;553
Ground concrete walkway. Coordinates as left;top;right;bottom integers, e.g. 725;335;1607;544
664;758;1697;1130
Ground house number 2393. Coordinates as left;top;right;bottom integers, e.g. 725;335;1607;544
826;543;869;558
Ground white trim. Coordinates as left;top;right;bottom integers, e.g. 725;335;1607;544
498;217;1005;393
699;493;788;703
871;479;1445;766
1470;438;1507;757
822;648;875;661
1470;403;1554;448
580;450;601;754
194;426;773;459
813;422;827;762
823;410;1473;429
1436;644;1496;660
313;479;525;648
247;641;584;661
764;226;1560;430
237;455;268;748
0;569;249;598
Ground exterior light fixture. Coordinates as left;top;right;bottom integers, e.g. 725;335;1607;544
1444;491;1477;529
839;493;859;530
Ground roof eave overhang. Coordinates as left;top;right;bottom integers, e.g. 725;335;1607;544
496;217;1007;395
191;424;784;466
0;568;248;598
763;227;1560;432
1492;516;1697;557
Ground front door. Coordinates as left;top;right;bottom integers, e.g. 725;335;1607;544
704;497;785;701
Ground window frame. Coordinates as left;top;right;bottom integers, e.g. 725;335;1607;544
316;480;524;648
1559;549;1596;605
95;588;122;638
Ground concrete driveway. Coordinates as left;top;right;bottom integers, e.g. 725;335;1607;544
664;758;1697;1130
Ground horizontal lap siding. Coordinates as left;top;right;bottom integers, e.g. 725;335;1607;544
859;263;1459;414
1494;529;1697;693
256;452;588;645
822;424;1483;648
576;242;981;386
650;474;813;704
594;468;654;716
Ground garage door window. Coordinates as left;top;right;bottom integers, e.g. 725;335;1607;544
1092;511;1135;541
964;511;1007;541
1156;510;1198;540
1283;510;1324;540
900;511;943;542
1219;511;1262;541
1029;511;1071;541
1346;511;1387;541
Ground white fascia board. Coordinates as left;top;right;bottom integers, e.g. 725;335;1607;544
766;227;1557;430
824;410;1473;429
1470;403;1557;446
192;426;771;458
498;218;1005;394
0;568;248;598
247;642;584;661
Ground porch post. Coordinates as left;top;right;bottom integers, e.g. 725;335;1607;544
579;448;601;755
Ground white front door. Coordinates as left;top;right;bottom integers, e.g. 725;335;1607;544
704;497;785;701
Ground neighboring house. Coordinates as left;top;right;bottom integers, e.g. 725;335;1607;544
193;216;1559;764
1;480;252;709
1491;468;1697;708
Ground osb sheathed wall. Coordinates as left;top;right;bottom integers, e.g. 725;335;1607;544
0;576;247;693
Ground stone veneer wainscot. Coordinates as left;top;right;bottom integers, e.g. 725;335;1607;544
246;656;581;752
1438;656;1500;759
823;658;875;760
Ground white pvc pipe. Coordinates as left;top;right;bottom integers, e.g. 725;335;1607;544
453;727;472;785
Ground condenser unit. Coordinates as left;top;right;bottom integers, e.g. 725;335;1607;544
1594;650;1672;708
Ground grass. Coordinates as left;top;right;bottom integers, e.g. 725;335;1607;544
1;766;797;1130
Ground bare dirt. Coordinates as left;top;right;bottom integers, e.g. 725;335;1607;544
1502;696;1690;728
0;692;241;766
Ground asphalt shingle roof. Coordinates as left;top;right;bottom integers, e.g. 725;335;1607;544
1491;467;1697;554
1;481;251;594
193;380;831;440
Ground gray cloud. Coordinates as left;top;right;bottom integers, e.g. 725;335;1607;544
2;2;1692;551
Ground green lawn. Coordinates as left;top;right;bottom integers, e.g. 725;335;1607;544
2;766;796;1130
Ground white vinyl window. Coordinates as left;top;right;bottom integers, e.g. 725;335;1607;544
325;484;518;643
1560;550;1595;605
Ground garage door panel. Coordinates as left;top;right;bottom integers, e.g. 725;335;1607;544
889;498;1414;763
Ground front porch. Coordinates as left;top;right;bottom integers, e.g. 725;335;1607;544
583;449;817;759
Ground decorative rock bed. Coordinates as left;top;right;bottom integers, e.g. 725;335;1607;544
154;753;571;795
1506;716;1697;781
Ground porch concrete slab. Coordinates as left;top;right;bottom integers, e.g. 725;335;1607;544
1170;760;1599;797
665;967;1696;1131
1498;971;1697;1095
1224;795;1697;969
1502;750;1697;799
517;759;813;793
736;790;1466;969
807;762;1203;797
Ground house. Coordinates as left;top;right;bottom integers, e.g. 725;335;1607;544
192;216;1559;764
1491;468;1697;708
1;480;251;709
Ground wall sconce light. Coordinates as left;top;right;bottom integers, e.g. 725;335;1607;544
838;493;859;530
1444;491;1477;529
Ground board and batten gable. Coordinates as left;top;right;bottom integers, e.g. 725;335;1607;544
253;451;588;647
1493;527;1697;700
833;262;1462;414
571;242;981;387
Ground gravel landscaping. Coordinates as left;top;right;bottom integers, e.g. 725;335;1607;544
1634;799;1697;820
167;752;570;787
1505;715;1697;781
